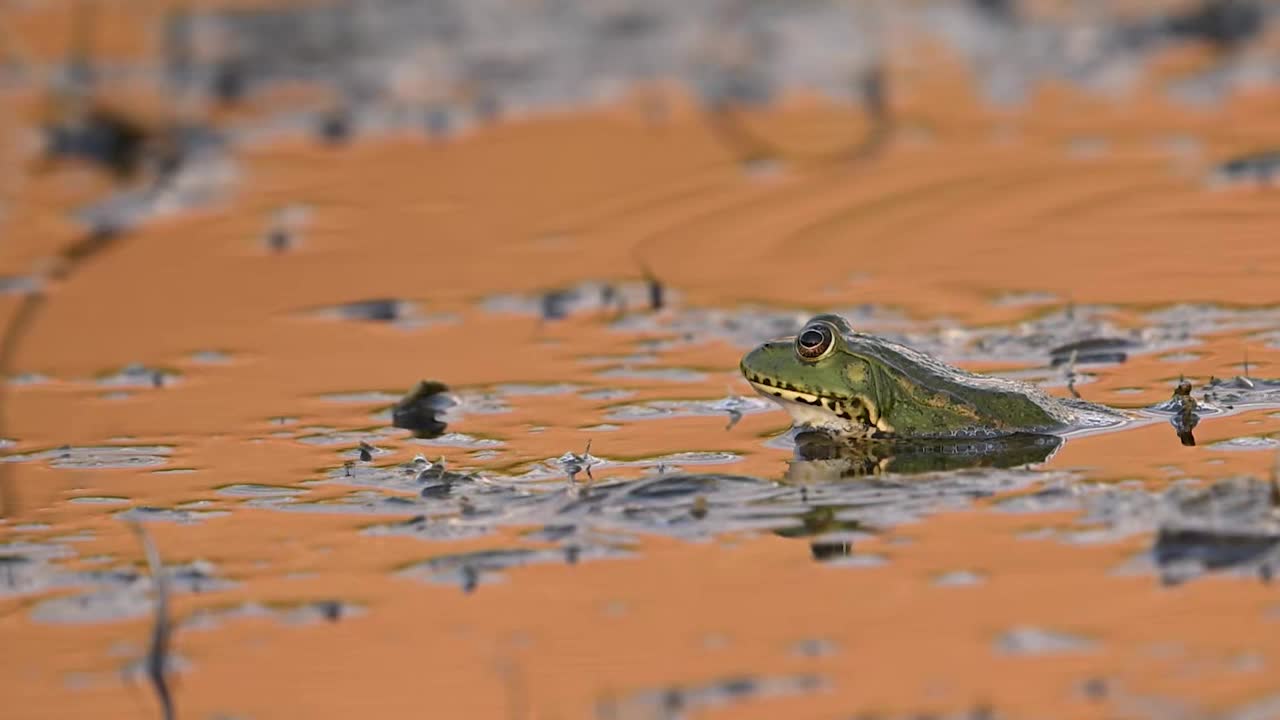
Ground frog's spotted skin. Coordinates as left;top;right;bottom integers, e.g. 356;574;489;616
740;313;1125;439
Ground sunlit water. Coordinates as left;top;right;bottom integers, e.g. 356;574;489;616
3;2;1280;719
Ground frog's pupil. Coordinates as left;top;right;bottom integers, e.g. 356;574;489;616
798;328;828;353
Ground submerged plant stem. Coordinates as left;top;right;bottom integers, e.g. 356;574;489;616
129;521;175;720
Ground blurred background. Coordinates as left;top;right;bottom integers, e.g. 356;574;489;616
3;1;1280;719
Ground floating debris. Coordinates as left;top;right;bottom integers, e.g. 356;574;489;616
539;288;578;321
332;298;407;322
317;107;353;144
95;364;179;388
1209;149;1280;187
262;204;309;253
599;674;824;719
1203;375;1280;407
641;262;665;311
558;441;599;482
391;381;457;439
1164;0;1265;50
41;106;152;178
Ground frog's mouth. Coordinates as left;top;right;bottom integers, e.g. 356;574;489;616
742;369;891;436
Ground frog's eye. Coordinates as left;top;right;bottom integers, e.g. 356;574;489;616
796;322;835;361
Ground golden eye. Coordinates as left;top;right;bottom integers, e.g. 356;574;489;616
796;323;834;361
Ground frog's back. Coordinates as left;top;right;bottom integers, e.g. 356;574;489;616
845;331;1123;438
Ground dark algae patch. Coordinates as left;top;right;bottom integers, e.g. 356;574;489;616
391;381;455;439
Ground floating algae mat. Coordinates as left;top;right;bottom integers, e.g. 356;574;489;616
3;1;1280;718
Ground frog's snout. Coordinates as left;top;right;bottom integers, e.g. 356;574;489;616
740;341;793;382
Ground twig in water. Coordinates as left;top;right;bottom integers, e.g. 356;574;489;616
127;520;175;720
1065;349;1081;399
644;266;665;312
0;291;46;517
496;656;527;720
1269;451;1280;512
628;251;666;313
583;440;594;482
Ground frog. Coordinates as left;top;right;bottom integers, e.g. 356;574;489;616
740;313;1125;440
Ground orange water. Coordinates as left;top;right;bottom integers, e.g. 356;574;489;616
4;3;1280;719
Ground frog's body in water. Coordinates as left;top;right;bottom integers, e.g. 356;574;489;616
740;314;1124;439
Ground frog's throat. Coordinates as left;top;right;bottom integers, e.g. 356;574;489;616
743;373;894;435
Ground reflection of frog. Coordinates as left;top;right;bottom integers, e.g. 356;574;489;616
787;430;1063;481
741;314;1124;440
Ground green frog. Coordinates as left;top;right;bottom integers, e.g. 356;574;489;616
740;313;1125;440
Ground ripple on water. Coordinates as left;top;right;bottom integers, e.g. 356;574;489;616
320;390;405;403
7;373;51;386
114;507;231;524
579;388;636;401
1;445;172;469
604;395;775;422
933;570;987;587
599;674;825;719
296;429;402;446
361;516;493;541
409;432;504;449
66;496;130;505
181;600;363;630
508;451;741;482
493;383;582;396
95;364;180;388
996;627;1098;656
595;366;708;383
216;484;308;498
187;350;233;364
29;561;236;624
1207;436;1280;451
398;545;631;591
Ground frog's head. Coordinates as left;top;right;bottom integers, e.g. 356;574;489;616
740;314;890;437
